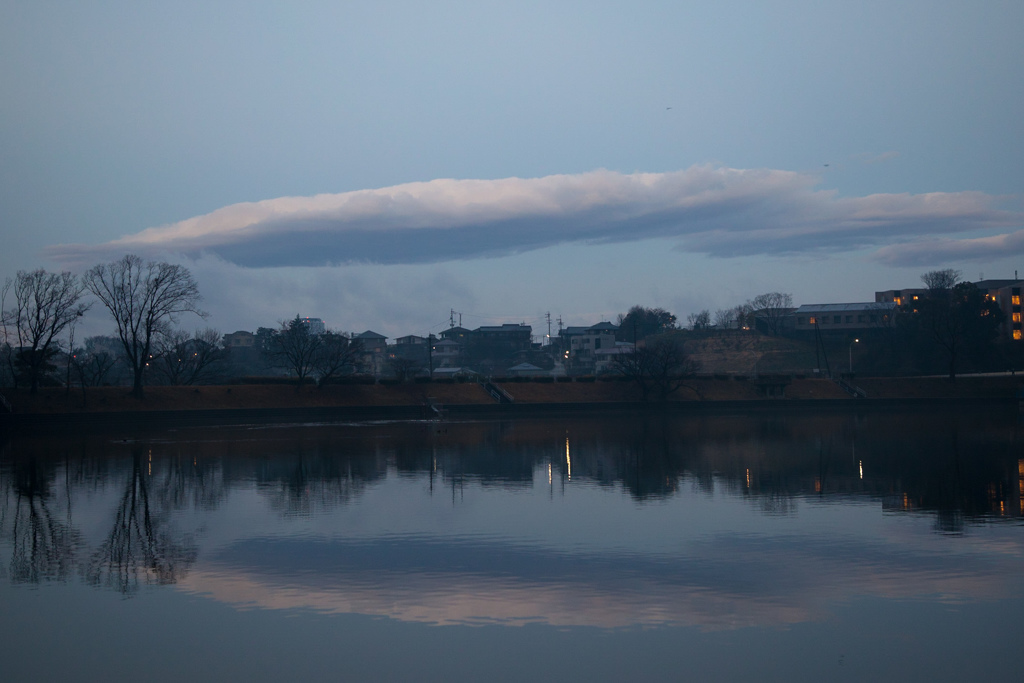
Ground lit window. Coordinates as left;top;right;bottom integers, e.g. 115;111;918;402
913;295;919;300
1015;330;1022;340
1014;295;1021;306
1015;313;1022;323
809;316;816;325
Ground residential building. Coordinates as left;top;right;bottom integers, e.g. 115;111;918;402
569;322;619;371
875;289;928;307
557;326;590;353
594;342;635;374
432;338;461;367
507;362;546;377
353;330;388;376
792;302;897;332
974;279;1023;340
300;317;326;335
390;335;430;367
469;324;533;361
222;331;255;348
878;279;1024;340
439;326;471;344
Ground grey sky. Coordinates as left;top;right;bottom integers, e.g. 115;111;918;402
2;0;1022;336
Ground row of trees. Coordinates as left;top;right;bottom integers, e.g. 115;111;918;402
616;292;795;341
260;316;362;387
2;255;1008;397
2;254;205;398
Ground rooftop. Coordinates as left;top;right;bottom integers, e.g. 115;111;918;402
475;324;532;333
794;302;898;313
975;279;1023;290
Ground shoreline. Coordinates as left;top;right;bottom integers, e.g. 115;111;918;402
1;394;1019;437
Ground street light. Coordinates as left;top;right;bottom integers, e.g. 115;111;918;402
849;338;859;374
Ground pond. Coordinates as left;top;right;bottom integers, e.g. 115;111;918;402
1;408;1022;682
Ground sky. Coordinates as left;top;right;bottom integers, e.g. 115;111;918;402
2;0;1022;339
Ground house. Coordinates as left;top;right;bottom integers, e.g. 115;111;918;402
389;335;430;367
594;342;635;374
353;330;388;376
507;362;546;377
567;322;619;371
467;324;533;364
222;331;255;348
439;326;471;344
431;366;475;379
557;326;590;353
432;338;461;367
792;303;897;332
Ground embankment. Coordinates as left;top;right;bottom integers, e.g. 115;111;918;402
0;375;1020;434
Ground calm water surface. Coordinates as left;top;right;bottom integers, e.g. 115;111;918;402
2;409;1022;682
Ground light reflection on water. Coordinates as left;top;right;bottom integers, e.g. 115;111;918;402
1;409;1023;681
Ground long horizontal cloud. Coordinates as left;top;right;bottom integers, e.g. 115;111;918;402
874;228;1024;266
46;166;1022;268
179;533;1019;629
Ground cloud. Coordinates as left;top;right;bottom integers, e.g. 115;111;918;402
874;228;1024;267
178;533;1019;629
45;166;1021;268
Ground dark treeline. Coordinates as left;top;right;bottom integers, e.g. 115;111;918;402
2;257;1020;399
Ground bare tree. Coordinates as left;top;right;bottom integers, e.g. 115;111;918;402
713;309;734;329
921;269;961;292
313;331;362;385
914;280;1001;380
748;292;793;336
687;309;711;331
151;328;226;385
70;346;118;408
612;336;700;401
265;316;321;386
84;255;204;399
733;302;755;330
387;356;420;382
1;269;89;393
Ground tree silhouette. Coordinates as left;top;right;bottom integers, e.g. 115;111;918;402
1;269;89;392
84;255;204;399
84;447;198;594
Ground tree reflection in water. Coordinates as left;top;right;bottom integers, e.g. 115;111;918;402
84;445;198;594
3;449;80;584
1;408;1022;595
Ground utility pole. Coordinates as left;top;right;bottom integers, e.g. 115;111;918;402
546;312;552;344
428;333;435;375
